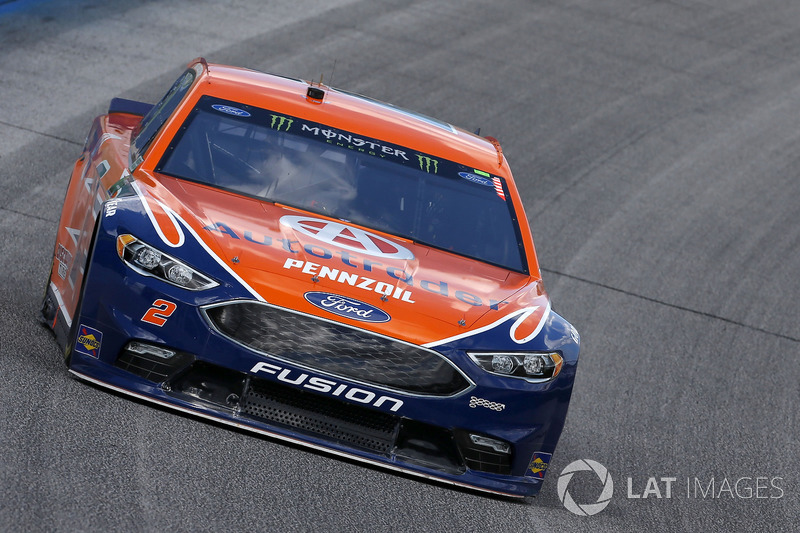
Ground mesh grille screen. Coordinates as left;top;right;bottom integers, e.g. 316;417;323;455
205;302;470;396
241;377;398;454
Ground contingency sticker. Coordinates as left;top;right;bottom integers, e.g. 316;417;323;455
56;244;72;280
525;452;552;479
75;324;103;358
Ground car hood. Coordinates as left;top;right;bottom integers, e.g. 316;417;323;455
135;175;549;346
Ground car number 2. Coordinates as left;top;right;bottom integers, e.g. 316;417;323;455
141;299;177;327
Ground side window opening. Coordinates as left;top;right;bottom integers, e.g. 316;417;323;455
129;66;199;169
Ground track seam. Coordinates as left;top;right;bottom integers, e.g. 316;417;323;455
0;206;57;223
0;119;83;146
543;267;799;343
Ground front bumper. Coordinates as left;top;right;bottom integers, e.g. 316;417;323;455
55;224;577;498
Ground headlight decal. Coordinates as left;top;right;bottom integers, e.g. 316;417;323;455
127;181;266;302
467;351;564;382
116;234;218;290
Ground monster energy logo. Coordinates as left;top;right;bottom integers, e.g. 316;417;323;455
270;114;293;131
416;154;439;174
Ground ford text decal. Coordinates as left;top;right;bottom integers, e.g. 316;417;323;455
304;292;391;323
281;216;414;260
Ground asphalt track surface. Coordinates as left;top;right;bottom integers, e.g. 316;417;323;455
1;0;798;531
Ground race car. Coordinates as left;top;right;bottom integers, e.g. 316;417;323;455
40;58;580;498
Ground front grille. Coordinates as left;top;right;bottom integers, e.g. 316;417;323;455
204;301;471;396
161;362;492;476
241;377;399;454
461;448;513;475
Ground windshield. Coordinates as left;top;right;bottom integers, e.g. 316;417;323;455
156;96;527;272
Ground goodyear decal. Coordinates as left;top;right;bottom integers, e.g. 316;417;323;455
75;324;103;358
104;199;120;217
526;452;552;479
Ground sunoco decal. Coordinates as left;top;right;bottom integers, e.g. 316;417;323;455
75;324;103;358
526;452;552;479
305;292;391;323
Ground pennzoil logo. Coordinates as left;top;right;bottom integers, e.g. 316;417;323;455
75;324;103;358
416;154;439;174
270;114;293;132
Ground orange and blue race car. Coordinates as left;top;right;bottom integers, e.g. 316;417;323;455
40;58;580;498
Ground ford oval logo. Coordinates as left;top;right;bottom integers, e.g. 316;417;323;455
458;171;493;187
304;292;391;323
211;104;251;117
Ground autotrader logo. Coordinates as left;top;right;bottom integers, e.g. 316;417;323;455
280;215;414;260
557;459;614;516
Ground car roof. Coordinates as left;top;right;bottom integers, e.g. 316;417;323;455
192;60;508;176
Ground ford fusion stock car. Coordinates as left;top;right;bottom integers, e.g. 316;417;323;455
41;58;580;497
